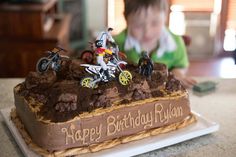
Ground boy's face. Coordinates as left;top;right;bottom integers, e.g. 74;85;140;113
127;6;165;50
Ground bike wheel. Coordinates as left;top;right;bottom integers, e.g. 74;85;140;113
81;50;94;64
80;76;97;88
36;57;49;73
119;70;132;86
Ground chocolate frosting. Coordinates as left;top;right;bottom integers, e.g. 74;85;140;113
25;71;57;90
14;88;190;151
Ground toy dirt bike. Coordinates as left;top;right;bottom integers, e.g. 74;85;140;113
80;41;127;64
80;55;132;88
36;47;69;73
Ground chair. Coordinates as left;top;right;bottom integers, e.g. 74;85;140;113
182;35;191;47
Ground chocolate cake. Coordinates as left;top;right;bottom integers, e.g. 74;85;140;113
11;59;196;156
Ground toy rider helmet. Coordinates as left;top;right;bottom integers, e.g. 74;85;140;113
95;40;103;48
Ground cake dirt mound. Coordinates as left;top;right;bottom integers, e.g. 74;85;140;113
17;59;184;122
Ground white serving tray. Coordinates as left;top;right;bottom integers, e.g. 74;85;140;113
1;107;219;157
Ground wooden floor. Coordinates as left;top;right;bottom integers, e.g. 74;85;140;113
187;57;236;78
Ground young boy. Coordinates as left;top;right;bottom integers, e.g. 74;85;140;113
114;0;196;88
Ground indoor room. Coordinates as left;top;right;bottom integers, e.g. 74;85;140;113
0;0;236;157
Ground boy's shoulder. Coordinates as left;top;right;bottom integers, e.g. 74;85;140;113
167;28;183;43
166;28;186;50
113;29;127;46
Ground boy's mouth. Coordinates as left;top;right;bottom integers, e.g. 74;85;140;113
142;37;156;43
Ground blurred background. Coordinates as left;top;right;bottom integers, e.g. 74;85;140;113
0;0;236;78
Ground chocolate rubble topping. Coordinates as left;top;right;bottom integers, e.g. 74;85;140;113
25;71;57;91
18;59;185;122
165;72;184;93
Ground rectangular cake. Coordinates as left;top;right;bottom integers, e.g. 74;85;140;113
12;59;196;156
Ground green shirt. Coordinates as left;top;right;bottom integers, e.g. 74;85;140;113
114;29;189;70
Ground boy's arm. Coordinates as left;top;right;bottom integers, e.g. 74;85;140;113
171;68;197;88
171;34;197;88
172;35;189;69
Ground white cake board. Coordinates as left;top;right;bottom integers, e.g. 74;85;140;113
1;107;219;157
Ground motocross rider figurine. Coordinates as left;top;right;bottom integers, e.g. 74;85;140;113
94;28;115;81
96;27;115;48
138;51;154;78
95;40;113;81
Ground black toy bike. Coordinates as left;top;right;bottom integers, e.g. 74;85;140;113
36;47;68;73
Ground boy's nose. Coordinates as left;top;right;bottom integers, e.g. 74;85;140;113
143;25;152;40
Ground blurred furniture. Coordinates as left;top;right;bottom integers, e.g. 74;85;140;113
0;0;58;38
0;0;71;77
234;49;236;64
58;0;87;53
182;35;191;47
184;12;215;59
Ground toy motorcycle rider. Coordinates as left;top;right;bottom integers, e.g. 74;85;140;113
138;51;154;78
94;28;115;81
95;40;113;81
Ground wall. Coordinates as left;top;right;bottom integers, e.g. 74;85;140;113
86;0;107;33
185;12;216;59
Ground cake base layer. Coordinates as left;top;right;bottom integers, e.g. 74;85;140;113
10;108;196;157
14;85;191;151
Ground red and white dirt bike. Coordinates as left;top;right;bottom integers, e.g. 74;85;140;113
80;41;127;64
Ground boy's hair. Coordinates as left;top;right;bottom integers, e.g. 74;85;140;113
124;0;168;20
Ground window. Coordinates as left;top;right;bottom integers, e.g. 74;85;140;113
107;0;126;34
227;0;236;29
169;0;214;35
223;0;236;51
170;0;215;12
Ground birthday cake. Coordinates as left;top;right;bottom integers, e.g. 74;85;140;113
12;58;196;156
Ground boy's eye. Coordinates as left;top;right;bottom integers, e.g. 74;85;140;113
152;20;160;27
